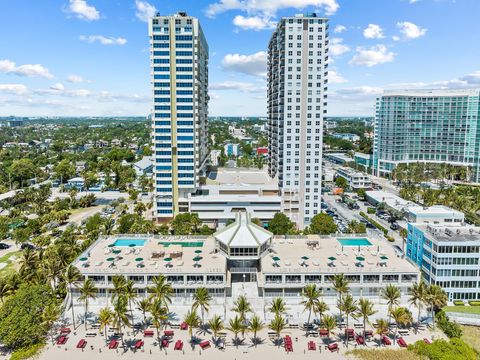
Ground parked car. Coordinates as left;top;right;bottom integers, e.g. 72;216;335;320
390;223;399;230
20;243;35;250
0;243;10;250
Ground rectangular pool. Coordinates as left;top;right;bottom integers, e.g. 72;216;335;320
113;239;147;247
337;238;372;247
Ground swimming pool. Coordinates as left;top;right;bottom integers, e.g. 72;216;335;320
158;241;204;248
337;238;372;246
113;239;147;247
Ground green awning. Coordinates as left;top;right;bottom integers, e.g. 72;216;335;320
272;256;280;261
106;257;115;261
112;249;121;254
194;250;202;254
328;256;336;261
193;256;202;262
108;244;115;247
380;256;388;260
135;257;144;262
356;256;365;261
79;257;88;261
301;256;309;260
164;257;172;262
129;243;136;247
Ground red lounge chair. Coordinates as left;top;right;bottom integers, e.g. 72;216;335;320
135;340;144;350
423;338;432;345
161;339;169;348
164;330;174;337
319;329;329;337
199;341;211;350
60;328;71;334
180;322;188;330
382;335;391;346
144;330;154;337
108;339;118;349
365;330;373;338
174;340;183;351
328;343;339;352
76;339;87;349
345;328;355;339
308;341;316;351
398;337;407;348
56;335;68;345
356;336;365;345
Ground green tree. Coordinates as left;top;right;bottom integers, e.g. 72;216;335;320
137;298;151;327
54;159;75;183
208;315;224;347
268;213;295;235
269;314;286;347
63;265;81;328
98;307;113;344
309;213;338;235
409;281;427;333
375;318;389;344
41;303;60;345
192;287;212;325
322;314;337;344
228;315;244;347
148;275;173;310
339;294;358;347
10;159;37;187
111;296;130;346
150;298;168;342
357;298;376;339
426;284;447;328
183;310;200;343
232;295;252;323
335;176;348;189
269;297;286;316
381;284;401;326
300;284;321;326
390;307;411;344
171;213;201;235
249;314;263;347
332;273;349;326
77;278;97;330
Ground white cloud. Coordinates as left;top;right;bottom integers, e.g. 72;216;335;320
221;51;267;77
233;15;276;31
0;84;28;95
350;45;396;67
333;25;346;34
397;21;427;39
66;0;100;21
99;91;149;102
409;0;420;3
328;70;347;84
329;38;350;56
206;0;339;18
50;83;65;91
210;81;265;93
0;59;54;79
363;24;385;39
135;0;157;22
79;35;127;45
392;35;400;41
385;70;480;90
66;74;86;83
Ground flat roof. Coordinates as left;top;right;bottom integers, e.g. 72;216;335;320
207;168;277;186
414;223;480;243
407;205;463;216
262;235;419;274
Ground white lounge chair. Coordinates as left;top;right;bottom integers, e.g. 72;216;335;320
122;261;130;267
312;260;319;266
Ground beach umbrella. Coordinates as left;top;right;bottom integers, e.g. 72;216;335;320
356;256;365;261
135;257;144;262
328;256;336;261
272;256;280;261
301;256;309;260
380;255;388;260
112;249;121;254
194;249;202;254
108;244;115;247
193;255;202;267
79;257;88;261
164;257;172;267
129;243;136;248
106;257;115;262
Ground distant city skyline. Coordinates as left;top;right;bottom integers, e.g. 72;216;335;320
0;0;479;117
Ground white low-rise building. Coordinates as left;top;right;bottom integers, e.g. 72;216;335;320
406;205;464;224
336;167;371;190
210;150;221;166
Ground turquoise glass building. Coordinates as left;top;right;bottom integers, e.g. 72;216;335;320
373;89;480;182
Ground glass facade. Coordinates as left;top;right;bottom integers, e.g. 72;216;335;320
373;90;480;182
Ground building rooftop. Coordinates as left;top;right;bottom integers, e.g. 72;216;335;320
206;168;277;186
215;213;272;248
407;205;463;217
382;89;480;97
366;191;412;210
262;234;418;274
416;223;480;243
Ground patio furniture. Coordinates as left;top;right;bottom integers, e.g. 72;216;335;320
398;337;407;348
327;343;339;352
423;338;432;345
355;335;365;345
364;330;373;338
134;340;144;350
164;330;174;337
174;340;183;351
59;328;71;334
180;322;188;330
345;328;355;339
56;335;68;345
144;330;154;337
382;335;392;346
76;339;87;349
199;340;211;349
161;339;169;348
108;339;118;349
319;329;329;337
308;340;316;351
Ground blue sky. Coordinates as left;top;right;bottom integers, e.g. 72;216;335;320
0;0;479;117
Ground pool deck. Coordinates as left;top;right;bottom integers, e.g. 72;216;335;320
261;235;419;275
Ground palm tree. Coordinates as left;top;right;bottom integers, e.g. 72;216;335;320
381;284;400;325
315;301;329;326
357;298;376;339
332;273;349;326
98;307;113;344
322;314;337;345
77;278;97;330
192;287;212;326
183;310;200;344
227;315;244;347
137;298;151;327
42;304;60;344
375;318;389;345
63;265;81;328
112;296;130;347
208;315;224;347
390;307;410;344
339;294;358;347
268;297;286;316
148;275;173;309
150;298;168;343
102;217;115;235
300;284;321;326
0;279;12;304
232;295;252;322
123;280;137;323
269;314;286;347
111;275;126;302
409;281;427;333
425;284;447;328
249;314;263;347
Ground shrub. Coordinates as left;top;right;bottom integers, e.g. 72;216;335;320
10;343;45;360
436;311;463;338
367;207;376;214
409;338;476;360
468;301;480;306
359;212;388;235
386;236;395;242
453;300;465;306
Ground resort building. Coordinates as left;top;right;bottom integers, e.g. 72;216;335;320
72;213;419;306
335;167;371;190
150;12;209;220
373;89;480;182
406;222;480;301
267;13;329;229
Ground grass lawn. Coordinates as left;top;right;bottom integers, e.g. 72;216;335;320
0;250;20;277
444;306;480;315
461;325;480;353
348;349;420;360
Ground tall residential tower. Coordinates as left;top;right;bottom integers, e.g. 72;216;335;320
267;13;329;229
149;12;209;220
373;89;480;182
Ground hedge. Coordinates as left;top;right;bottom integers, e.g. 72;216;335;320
367;207;376;214
454;300;465;306
436;311;463;338
10;343;45;360
359;212;388;236
468;300;480;306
